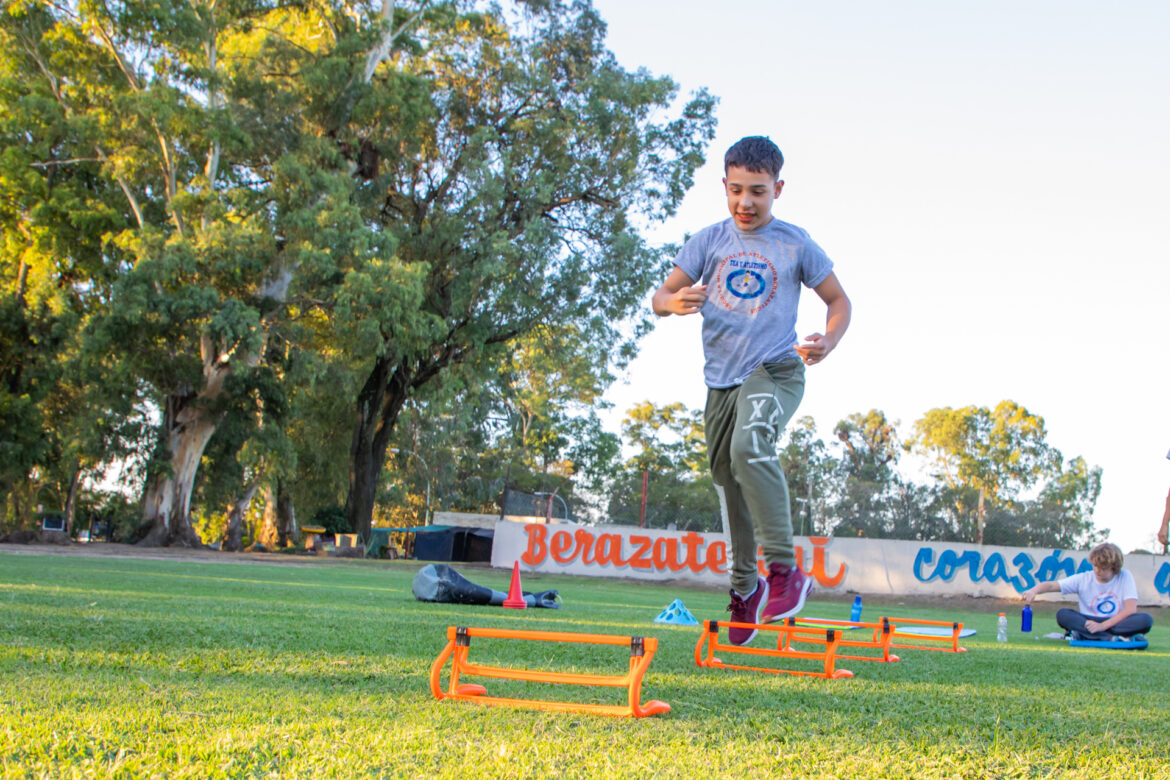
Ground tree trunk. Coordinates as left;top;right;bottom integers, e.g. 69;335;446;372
139;412;217;547
221;477;264;552
345;357;411;541
274;478;297;547
63;462;83;536
138;335;236;547
255;485;281;550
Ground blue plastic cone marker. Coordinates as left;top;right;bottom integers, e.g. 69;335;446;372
654;598;698;626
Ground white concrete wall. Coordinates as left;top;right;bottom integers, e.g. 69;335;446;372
490;520;1170;606
433;511;553;528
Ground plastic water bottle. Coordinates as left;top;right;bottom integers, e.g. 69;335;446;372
997;613;1008;643
1021;605;1032;633
850;595;863;622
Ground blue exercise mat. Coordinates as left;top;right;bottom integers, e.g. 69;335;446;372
1069;636;1147;650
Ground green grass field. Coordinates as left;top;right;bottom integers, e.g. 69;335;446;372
2;549;1168;779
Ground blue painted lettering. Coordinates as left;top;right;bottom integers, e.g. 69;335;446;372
1155;562;1170;596
915;546;1080;592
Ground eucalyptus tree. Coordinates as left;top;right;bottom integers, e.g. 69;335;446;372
315;1;716;538
913;401;1061;506
0;1;151;527
605;401;717;531
829;409;901;537
912;401;1101;545
776;416;837;536
1;0;336;543
4;0;714;545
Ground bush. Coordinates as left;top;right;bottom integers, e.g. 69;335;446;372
76;491;141;542
310;505;350;535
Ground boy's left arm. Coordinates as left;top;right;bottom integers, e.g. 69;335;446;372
1084;598;1138;633
795;272;851;366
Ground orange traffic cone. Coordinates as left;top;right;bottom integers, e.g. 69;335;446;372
502;561;527;609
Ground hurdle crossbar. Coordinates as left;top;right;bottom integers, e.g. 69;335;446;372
694;619;853;679
429;626;671;718
780;616;900;662
886;617;968;653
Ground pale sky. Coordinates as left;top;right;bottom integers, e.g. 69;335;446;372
593;0;1170;552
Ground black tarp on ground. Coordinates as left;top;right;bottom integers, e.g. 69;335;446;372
411;564;560;608
412;528;494;562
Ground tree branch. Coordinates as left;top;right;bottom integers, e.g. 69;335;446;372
363;0;432;84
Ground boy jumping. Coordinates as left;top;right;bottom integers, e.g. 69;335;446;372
653;136;851;645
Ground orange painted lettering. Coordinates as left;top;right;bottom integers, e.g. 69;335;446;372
595;533;628;566
706;541;727;574
805;536;846;587
628;535;652;569
549;530;575;564
521;523;547;566
575;529;597;564
652;538;685;571
680;532;705;574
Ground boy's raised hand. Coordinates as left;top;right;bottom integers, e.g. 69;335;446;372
653;268;707;317
664;284;708;315
794;332;835;365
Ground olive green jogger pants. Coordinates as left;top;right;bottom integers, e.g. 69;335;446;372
704;359;805;595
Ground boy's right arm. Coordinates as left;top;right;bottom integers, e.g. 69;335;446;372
652;267;707;316
1021;580;1061;604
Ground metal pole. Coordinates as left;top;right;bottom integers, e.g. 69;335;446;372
639;469;649;528
534;491;569;522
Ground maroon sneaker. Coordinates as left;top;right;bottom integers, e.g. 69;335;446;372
726;577;768;646
761;562;813;623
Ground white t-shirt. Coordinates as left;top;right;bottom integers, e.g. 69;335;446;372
1058;570;1139;618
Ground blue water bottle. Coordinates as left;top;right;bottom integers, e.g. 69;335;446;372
1021;605;1032;632
850;595;863;622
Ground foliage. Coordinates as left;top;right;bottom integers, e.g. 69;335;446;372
314;0;717;539
309;505;350;536
0;2;1108;551
778;416;838;536
607;401;718;530
4;553;1170;777
913;401;1062;506
0;0;138;528
0;0;715;543
620;399;1105;547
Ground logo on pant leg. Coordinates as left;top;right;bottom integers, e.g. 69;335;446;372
742;393;782;464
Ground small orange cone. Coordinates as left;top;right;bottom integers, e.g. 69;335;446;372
502;561;527;609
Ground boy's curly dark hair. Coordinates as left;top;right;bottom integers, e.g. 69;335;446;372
724;136;784;179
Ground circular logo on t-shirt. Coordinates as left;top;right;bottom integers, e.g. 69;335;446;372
1094;595;1118;616
714;252;777;315
726;269;765;299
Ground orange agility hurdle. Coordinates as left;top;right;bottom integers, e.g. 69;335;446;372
430;626;671;718
694;619;853;679
886;617;968;653
780;616;900;663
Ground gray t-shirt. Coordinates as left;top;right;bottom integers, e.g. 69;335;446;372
674;217;834;388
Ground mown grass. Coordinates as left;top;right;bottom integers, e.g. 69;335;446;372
1;550;1167;779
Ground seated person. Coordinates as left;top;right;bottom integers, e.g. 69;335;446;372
1021;542;1153;640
